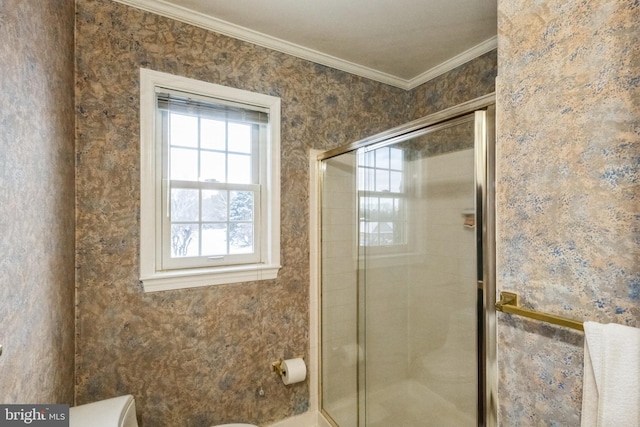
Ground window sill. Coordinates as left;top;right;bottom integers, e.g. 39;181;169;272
140;264;281;292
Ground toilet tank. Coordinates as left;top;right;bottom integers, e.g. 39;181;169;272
70;395;138;427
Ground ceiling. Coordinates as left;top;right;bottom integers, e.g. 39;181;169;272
114;0;497;90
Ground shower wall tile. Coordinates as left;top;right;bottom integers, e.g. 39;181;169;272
364;264;410;390
74;2;409;424
0;0;76;404
496;0;640;425
408;149;477;374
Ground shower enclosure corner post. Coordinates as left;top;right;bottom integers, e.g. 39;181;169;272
310;148;325;424
474;105;497;427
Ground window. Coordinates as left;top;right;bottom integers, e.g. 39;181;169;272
140;69;281;292
358;146;406;248
159;92;264;269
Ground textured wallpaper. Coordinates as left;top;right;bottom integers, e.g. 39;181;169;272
8;0;637;424
410;49;497;119
0;0;76;404
0;0;494;420
74;1;496;425
74;1;410;425
496;0;640;425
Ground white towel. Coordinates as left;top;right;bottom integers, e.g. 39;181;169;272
581;321;640;427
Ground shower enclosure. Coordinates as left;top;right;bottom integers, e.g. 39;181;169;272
319;96;496;427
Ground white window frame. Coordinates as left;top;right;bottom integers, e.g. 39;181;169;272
158;93;264;270
140;69;281;292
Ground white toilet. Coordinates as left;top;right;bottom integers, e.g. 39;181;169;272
69;395;258;427
69;395;138;427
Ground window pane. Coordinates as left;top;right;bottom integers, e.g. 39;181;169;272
375;148;389;169
202;190;227;221
170;113;198;148
171;224;199;257
366;197;379;220
375;169;390;192
228;154;252;184
379;197;394;220
390;148;403;170
202;223;227;256
229;191;254;221
364;150;375;168
364;168;375;192
394;221;404;243
228;123;252;154
201;118;226;150
359;197;368;219
390;171;403;193
200;151;226;183
379;222;394;245
229;223;253;254
171;189;199;221
368;222;380;246
170;147;198;181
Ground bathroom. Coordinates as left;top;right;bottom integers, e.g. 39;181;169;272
1;0;638;426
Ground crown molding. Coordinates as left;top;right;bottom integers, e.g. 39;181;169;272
111;0;496;91
406;36;498;89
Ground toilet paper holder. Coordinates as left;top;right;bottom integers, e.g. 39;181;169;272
272;359;286;377
271;357;304;378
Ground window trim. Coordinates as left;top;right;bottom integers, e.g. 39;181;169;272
140;69;281;292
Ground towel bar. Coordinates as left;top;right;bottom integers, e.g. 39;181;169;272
495;291;584;332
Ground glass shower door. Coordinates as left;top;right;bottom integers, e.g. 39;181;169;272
320;103;495;427
360;115;478;427
321;151;359;427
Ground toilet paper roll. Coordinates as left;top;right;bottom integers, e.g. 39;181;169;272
281;358;306;385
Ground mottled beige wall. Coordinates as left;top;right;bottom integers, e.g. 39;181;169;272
410;49;497;119
0;0;76;404
74;1;409;425
496;0;639;425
